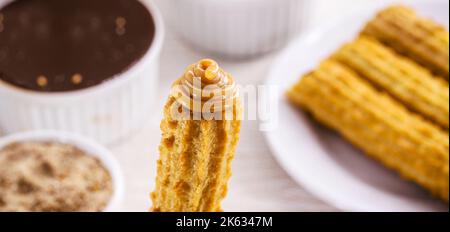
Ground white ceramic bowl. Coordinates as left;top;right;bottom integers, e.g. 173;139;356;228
169;0;309;58
0;0;164;145
0;130;125;212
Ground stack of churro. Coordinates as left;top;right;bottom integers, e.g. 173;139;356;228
151;59;242;212
288;6;449;202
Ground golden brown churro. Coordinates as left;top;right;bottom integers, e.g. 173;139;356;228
362;6;449;80
151;59;242;212
287;60;449;202
333;37;449;129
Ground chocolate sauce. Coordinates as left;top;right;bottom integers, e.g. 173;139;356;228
0;0;154;92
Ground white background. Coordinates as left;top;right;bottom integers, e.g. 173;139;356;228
111;0;428;211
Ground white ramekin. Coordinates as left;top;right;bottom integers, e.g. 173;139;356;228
0;130;125;212
169;0;309;58
0;0;164;145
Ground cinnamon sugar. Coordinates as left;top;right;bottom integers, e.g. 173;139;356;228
0;142;113;212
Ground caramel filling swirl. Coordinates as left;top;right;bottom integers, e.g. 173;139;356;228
171;59;238;113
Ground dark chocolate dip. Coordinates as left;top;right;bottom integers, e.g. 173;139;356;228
0;0;154;92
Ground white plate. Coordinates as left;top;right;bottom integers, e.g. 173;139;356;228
264;0;449;212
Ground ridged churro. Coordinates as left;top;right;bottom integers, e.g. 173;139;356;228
362;6;449;80
333;37;449;129
151;59;242;212
287;60;449;202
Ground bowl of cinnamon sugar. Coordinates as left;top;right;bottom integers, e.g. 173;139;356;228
0;131;124;212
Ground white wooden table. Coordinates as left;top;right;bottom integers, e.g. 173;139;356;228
112;0;419;212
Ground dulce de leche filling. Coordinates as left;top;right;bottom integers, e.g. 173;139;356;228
172;59;238;114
